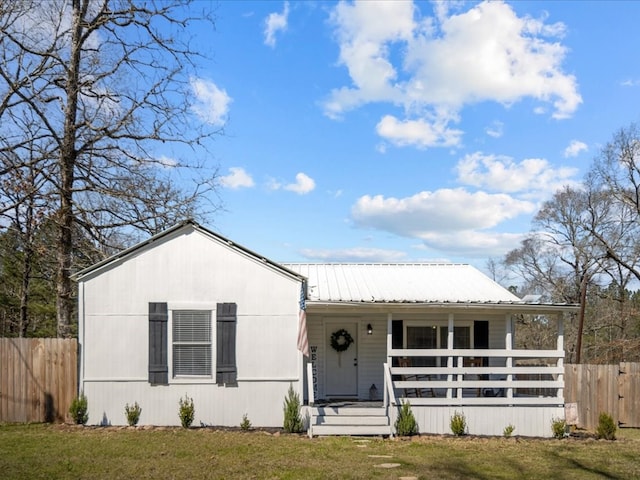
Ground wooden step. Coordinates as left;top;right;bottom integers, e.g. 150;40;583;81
310;424;392;437
312;414;390;426
312;406;387;417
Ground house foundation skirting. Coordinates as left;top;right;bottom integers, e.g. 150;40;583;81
389;404;565;438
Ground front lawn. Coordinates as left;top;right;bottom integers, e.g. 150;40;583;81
0;424;639;479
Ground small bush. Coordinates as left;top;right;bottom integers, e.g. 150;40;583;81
395;401;418;436
178;394;195;428
69;392;89;425
124;401;142;427
596;412;616;440
450;411;467;436
240;413;252;431
551;417;567;439
503;424;515;438
282;384;303;433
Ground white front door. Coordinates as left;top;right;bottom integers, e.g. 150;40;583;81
325;321;358;398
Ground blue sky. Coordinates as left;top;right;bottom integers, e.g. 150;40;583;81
181;1;640;269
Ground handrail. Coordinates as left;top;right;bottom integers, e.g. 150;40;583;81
306;362;315;406
383;362;397;407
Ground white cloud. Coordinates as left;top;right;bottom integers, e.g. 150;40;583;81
264;2;290;48
485;121;504;138
324;1;581;147
157;155;178;168
352;188;534;234
220;167;255;189
455;152;579;195
299;246;407;263
417;230;527;257
621;78;640;87
350;188;534;257
376;114;462;148
268;172;316;194
190;78;232;127
563;140;588;158
284;172;315;194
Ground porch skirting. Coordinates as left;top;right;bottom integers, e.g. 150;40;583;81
389;404;564;438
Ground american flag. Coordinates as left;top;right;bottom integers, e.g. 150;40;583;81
297;282;309;357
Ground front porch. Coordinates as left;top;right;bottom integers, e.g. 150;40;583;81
304;311;567;437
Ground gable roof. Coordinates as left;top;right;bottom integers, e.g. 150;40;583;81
72;220;305;282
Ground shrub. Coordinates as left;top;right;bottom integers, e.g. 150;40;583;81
124;401;142;427
240;413;252;431
596;412;617;440
69;392;89;425
282;384;303;433
551;417;567;439
450;411;467;436
503;424;515;438
395;401;418;436
178;394;195;428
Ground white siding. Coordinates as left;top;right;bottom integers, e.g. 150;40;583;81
83;380;297;427
78;226;302;426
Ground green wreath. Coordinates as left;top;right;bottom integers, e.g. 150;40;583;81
330;329;354;352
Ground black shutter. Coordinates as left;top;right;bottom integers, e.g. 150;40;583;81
149;302;168;385
216;302;237;385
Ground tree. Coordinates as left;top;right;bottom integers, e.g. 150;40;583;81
504;186;609;362
588;123;640;283
0;1;221;337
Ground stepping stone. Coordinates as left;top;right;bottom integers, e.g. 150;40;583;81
374;463;400;469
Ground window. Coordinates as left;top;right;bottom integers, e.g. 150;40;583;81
439;326;471;349
406;325;438;366
405;323;472;367
173;310;212;377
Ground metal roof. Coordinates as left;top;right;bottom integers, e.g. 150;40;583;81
282;263;524;304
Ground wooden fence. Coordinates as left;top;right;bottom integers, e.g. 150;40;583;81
0;338;77;423
564;362;640;430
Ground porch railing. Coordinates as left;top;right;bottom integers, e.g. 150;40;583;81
387;348;564;406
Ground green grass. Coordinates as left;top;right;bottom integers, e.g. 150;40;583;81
0;424;639;479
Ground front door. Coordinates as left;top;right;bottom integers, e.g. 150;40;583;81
325;321;358;398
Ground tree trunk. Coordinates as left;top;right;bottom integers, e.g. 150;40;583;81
19;240;33;338
56;0;83;338
575;275;588;363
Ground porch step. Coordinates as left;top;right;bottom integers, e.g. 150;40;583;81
311;424;392;436
309;406;392;437
313;406;386;417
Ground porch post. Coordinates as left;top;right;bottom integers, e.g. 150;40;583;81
505;314;513;399
386;313;393;366
447;313;454;399
557;314;564;402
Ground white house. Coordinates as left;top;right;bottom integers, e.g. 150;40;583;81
75;221;578;437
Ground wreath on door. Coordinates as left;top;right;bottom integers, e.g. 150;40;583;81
330;328;354;352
